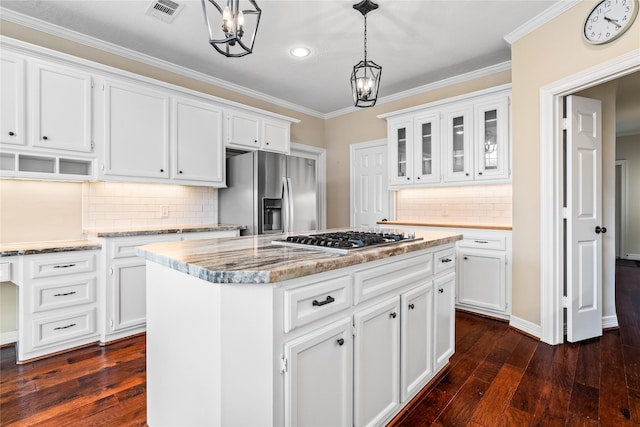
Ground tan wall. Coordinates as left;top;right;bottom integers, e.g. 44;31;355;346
510;2;640;325
324;71;512;228
617;134;640;256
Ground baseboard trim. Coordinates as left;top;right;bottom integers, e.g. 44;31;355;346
509;315;541;339
1;330;17;346
624;254;640;261
602;315;619;330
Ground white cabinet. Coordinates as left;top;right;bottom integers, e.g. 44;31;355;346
17;250;100;362
103;79;170;179
1;52;25;146
354;296;401;427
225;110;290;154
284;317;353;427
384;86;511;188
400;283;434;401
32;61;93;153
434;272;455;371
172;96;224;185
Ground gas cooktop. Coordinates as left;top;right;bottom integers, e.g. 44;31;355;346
271;231;420;254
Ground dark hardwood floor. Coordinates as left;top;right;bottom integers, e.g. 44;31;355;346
1;262;638;426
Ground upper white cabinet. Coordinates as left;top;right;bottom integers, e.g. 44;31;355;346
225;110;291;154
32;61;93;153
103;79;170;179
1;52;25;146
172;96;224;185
384;86;511;189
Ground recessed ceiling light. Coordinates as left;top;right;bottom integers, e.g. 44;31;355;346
290;47;311;58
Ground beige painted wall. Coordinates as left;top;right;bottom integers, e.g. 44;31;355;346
510;2;640;326
617;134;640;256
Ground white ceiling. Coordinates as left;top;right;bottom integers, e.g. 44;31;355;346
1;0;558;116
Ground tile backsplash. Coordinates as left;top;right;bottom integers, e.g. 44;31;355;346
395;184;512;225
82;182;218;229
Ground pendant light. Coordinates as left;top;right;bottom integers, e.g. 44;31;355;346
350;0;382;108
201;0;261;58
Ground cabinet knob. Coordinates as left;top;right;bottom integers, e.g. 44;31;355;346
463;256;468;260
254;140;258;144
408;303;415;310
179;170;183;174
417;176;421;180
478;171;483;175
42;135;49;140
407;177;410;180
439;288;444;293
8;131;15;136
160;169;164;173
465;172;469;176
389;312;397;319
337;338;345;346
266;142;270;145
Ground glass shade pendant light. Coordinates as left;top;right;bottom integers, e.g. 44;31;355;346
201;0;261;58
350;0;382;108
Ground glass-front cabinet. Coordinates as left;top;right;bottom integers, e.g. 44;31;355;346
388;119;413;186
474;96;509;181
443;105;473;182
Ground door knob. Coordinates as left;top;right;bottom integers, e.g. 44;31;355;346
595;226;607;234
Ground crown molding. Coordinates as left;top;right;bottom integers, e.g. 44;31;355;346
0;7;325;119
504;0;581;45
325;61;512;119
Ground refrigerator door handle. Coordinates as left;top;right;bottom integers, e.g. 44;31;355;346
282;177;289;233
287;177;294;232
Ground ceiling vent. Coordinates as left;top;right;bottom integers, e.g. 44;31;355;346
145;0;184;23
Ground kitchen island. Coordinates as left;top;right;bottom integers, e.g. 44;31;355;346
137;229;462;427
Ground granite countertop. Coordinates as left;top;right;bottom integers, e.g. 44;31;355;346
83;224;246;238
377;220;512;231
0;240;102;257
136;229;462;285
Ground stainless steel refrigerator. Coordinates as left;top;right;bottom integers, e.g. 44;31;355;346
218;151;318;235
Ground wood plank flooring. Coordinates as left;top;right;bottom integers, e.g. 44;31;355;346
1;262;638;426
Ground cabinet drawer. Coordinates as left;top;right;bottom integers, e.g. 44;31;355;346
33;277;96;313
28;252;96;279
31;307;97;348
353;252;432;305
458;235;506;251
284;275;351;333
434;247;456;274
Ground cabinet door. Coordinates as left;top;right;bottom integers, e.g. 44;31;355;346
0;52;25;145
173;96;224;184
32;61;92;152
413;112;440;184
443;105;473;182
225;110;260;149
284;317;353;427
110;258;147;331
434;273;455;371
388;119;413;186
475;96;510;180
104;80;169;178
458;249;507;313
401;283;434;402
262;118;290;153
354;296;400;427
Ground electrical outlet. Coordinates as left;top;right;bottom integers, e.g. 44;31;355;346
160;205;169;218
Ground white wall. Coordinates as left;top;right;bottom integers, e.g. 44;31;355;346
617;134;640;258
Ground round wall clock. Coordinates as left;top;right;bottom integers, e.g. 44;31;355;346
583;0;639;44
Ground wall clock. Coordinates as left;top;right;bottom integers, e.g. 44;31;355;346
583;0;639;44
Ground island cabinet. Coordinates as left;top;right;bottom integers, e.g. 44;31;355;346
141;233;460;427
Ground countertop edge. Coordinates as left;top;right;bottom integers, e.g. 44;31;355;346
0;242;102;257
377;221;512;231
83;224;246;238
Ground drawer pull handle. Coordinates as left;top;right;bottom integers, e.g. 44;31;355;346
474;240;489;244
54;291;77;297
312;296;335;307
441;258;452;263
54;323;77;330
53;263;76;269
408;303;415;310
337;338;345;346
389;312;397;319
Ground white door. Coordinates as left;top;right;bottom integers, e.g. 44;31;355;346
566;95;603;343
351;140;390;227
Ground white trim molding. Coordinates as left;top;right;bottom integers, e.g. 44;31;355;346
504;0;581;45
1;330;18;346
602;315;619;330
539;50;640;345
509;315;542;340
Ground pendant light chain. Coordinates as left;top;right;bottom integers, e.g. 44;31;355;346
363;13;368;63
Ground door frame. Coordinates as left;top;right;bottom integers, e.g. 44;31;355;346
615;160;628;259
349;139;393;227
539;51;640;345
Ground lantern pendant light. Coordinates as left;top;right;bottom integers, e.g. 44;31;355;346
201;0;261;58
350;0;382;108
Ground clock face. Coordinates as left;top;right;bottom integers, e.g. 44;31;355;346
584;0;639;44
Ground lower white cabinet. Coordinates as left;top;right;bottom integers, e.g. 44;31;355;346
434;272;456;371
16;250;100;362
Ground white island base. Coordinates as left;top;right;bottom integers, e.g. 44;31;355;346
144;243;457;427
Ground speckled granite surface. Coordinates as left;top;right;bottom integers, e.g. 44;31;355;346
83;224;246;238
0;240;102;257
136;229;462;284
